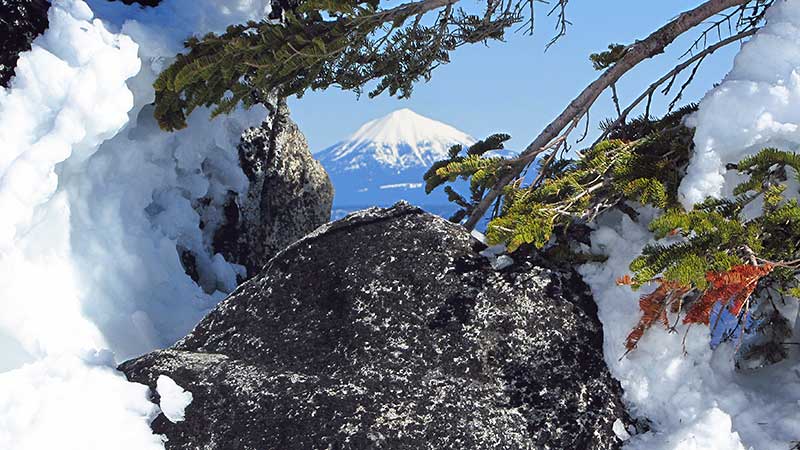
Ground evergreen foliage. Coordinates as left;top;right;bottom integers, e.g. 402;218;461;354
589;43;626;70
430;107;799;365
152;0;538;130
423;134;512;224
428;105;696;251
630;148;800;291
621;147;800;363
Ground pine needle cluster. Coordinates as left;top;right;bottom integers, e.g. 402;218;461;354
153;0;525;131
631;148;800;290
427;106;696;251
423;134;513;224
428;107;799;365
622;147;800;364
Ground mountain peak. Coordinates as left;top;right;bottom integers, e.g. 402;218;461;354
318;109;474;171
348;108;472;147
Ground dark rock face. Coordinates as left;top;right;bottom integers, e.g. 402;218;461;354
214;98;333;277
177;99;333;287
122;202;630;449
0;0;50;87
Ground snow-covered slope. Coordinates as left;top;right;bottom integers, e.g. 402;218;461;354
318;108;474;171
0;1;270;449
317;109;491;218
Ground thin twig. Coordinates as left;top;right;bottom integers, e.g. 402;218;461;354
464;0;756;230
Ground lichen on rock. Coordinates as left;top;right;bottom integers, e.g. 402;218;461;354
0;0;50;87
122;202;630;449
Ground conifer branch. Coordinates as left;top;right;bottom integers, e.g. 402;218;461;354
463;0;758;230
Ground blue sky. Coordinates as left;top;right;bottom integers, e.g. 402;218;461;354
289;0;743;152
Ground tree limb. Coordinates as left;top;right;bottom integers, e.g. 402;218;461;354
366;0;462;25
463;0;755;230
596;26;757;145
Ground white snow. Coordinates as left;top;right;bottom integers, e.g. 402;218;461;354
582;207;800;450
0;0;270;448
680;0;800;207
156;375;193;423
0;353;164;450
3;0;800;448
491;255;514;271
613;418;632;442
470;229;488;244
579;3;800;449
318;108;475;170
479;243;514;270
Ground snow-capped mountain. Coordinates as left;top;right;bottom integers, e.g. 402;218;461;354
318;108;475;172
317;109;479;217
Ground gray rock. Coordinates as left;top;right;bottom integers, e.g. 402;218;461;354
121;202;630;449
210;98;334;279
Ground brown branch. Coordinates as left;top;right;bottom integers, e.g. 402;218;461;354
596;26;757;145
366;0;462;25
463;0;755;230
545;0;571;49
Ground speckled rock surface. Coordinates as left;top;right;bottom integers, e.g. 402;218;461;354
121;202;630;449
212;98;333;278
0;0;50;87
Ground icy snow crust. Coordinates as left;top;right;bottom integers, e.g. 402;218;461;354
0;0;269;447
583;2;800;448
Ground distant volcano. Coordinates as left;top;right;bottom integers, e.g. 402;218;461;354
316;109;484;218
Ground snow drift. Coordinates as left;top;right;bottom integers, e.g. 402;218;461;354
582;1;800;449
3;0;800;448
680;0;800;207
0;0;270;447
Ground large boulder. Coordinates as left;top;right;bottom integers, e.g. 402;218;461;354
121;202;630;449
210;98;334;278
0;0;50;87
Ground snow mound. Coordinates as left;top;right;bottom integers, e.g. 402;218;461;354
0;0;270;448
579;4;800;449
0;353;164;450
582;208;800;449
680;0;800;207
318;108;475;170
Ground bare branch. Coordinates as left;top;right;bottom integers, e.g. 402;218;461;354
544;0;571;49
596;26;757;145
463;0;755;230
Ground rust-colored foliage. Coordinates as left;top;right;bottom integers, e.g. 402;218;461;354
624;264;774;356
616;275;633;286
683;264;773;325
624;279;690;353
